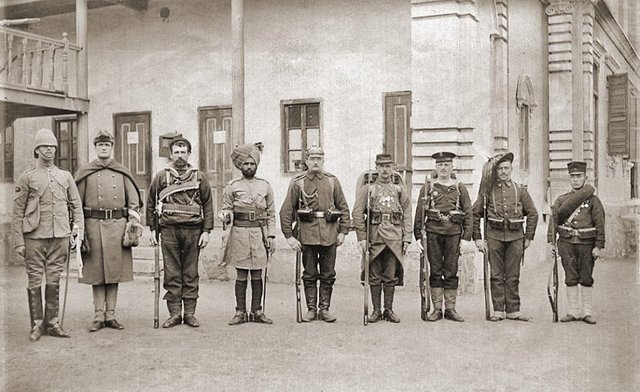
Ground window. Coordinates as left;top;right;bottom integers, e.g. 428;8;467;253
1;126;14;181
518;106;530;171
281;100;321;173
607;73;631;157
53;116;78;173
516;75;536;172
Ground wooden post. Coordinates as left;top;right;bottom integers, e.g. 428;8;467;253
62;33;69;94
76;0;89;167
47;43;55;90
231;0;245;147
21;37;28;85
7;34;13;83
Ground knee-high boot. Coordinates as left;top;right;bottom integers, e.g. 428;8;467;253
44;284;70;337
27;287;43;342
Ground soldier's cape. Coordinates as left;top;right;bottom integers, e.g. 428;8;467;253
74;158;143;208
555;184;596;223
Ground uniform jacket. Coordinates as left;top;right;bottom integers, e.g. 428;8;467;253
220;176;276;269
74;158;142;284
146;163;214;232
547;188;605;249
279;171;350;246
413;180;473;240
472;179;538;242
12;162;84;248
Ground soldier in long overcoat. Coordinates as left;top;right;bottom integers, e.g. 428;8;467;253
74;130;143;332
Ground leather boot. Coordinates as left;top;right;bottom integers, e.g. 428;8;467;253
427;287;444;322
382;285;400;323
27;287;44;342
183;298;200;327
250;279;263;314
581;285;596;325
228;307;248;325
561;285;580;322
318;284;336;322
302;283;317;322
162;301;182;328
44;284;70;338
444;288;464;322
368;285;383;323
250;309;273;324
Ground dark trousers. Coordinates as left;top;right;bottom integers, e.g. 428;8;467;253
487;238;524;313
160;226;202;302
369;247;398;287
426;232;460;289
301;244;337;287
25;237;69;288
558;241;595;287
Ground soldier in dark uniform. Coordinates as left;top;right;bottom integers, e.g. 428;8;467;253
147;137;214;328
219;144;276;325
472;152;538;322
12;128;84;341
548;161;605;325
413;152;472;322
353;153;412;323
280;146;351;322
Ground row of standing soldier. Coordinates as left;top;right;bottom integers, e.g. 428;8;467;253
12;131;606;341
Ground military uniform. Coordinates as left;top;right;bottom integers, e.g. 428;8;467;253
472;153;538;321
353;154;412;323
280;148;350;322
548;161;605;324
146;139;213;327
74;130;143;331
221;144;275;325
12;128;84;341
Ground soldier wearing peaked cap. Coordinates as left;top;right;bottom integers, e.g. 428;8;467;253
74;130;143;332
353;153;412;323
472;152;538;322
280;146;351;322
414;152;472;322
12;128;84;341
147;136;214;328
219;143;276;325
548;161;605;325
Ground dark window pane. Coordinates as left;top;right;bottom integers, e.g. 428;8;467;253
306;104;320;127
288;106;301;128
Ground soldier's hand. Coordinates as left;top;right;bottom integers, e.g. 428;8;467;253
266;237;276;254
475;239;486;253
524;239;531;250
548;244;557;259
592;247;601;260
287;237;301;252
336;233;346;247
402;241;410;255
359;240;368;253
69;235;77;250
218;210;231;224
149;230;158;246
198;232;210;249
15;245;26;258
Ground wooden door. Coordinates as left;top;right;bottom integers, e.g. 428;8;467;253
384;91;412;188
198;106;233;225
113;112;151;223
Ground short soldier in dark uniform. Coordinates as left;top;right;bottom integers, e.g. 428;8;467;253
472;152;538;322
280;146;351;322
147;137;214;328
353;153;412;323
548;161;605;325
12;128;84;341
414;152;472;322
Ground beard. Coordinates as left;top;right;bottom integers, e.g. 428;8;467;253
242;168;256;178
174;157;188;168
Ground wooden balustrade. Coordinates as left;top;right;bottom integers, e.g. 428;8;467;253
0;26;81;96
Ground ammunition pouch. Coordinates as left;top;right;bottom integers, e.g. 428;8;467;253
488;218;505;230
391;211;403;225
22;194;41;234
160;203;203;226
488;217;524;231
297;208;314;222
506;218;525;231
425;209;442;222
325;209;343;223
558;225;596;240
369;209;402;225
368;209;382;225
449;210;465;224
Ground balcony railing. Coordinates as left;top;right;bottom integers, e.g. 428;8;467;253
0;26;81;96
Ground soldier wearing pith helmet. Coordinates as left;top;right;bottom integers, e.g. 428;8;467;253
547;161;605;325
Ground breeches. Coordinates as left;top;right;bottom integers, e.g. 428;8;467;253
25;237;69;288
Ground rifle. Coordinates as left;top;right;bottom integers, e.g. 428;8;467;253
482;193;491;321
362;169;372;326
547;206;559;322
419;175;432;321
293;220;303;323
259;224;271;313
153;187;161;329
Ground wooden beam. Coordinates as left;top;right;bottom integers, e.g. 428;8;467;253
231;0;245;146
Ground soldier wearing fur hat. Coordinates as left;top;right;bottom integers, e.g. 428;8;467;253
219;143;276;325
353;153;412;323
12;128;84;341
472;152;538;322
74;130;143;332
414;152;472;322
280;146;351;322
547;161;604;324
146;136;214;328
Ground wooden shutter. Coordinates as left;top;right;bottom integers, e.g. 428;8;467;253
607;73;630;156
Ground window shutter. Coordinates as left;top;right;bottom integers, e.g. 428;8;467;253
607;73;630;156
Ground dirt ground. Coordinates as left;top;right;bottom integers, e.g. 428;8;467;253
1;258;638;392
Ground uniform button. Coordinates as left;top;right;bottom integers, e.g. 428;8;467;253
97;174;101;177
113;185;116;188
112;174;115;178
98;185;102;188
99;196;103;199
113;196;117;199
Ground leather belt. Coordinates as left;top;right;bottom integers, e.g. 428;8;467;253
312;211;326;218
233;211;267;221
558;226;596;236
83;207;128;220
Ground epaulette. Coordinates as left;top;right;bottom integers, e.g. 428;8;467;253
254;176;270;184
289;172;307;185
24;166;36;173
226;177;242;186
323;171;335;177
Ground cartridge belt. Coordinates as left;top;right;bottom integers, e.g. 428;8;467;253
83;207;127;220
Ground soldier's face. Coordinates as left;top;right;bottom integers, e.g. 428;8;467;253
435;161;453;178
376;163;393;180
36;146;56;162
569;172;586;189
241;158;257;178
496;161;512;182
306;155;324;173
170;145;190;167
95;142;113;160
